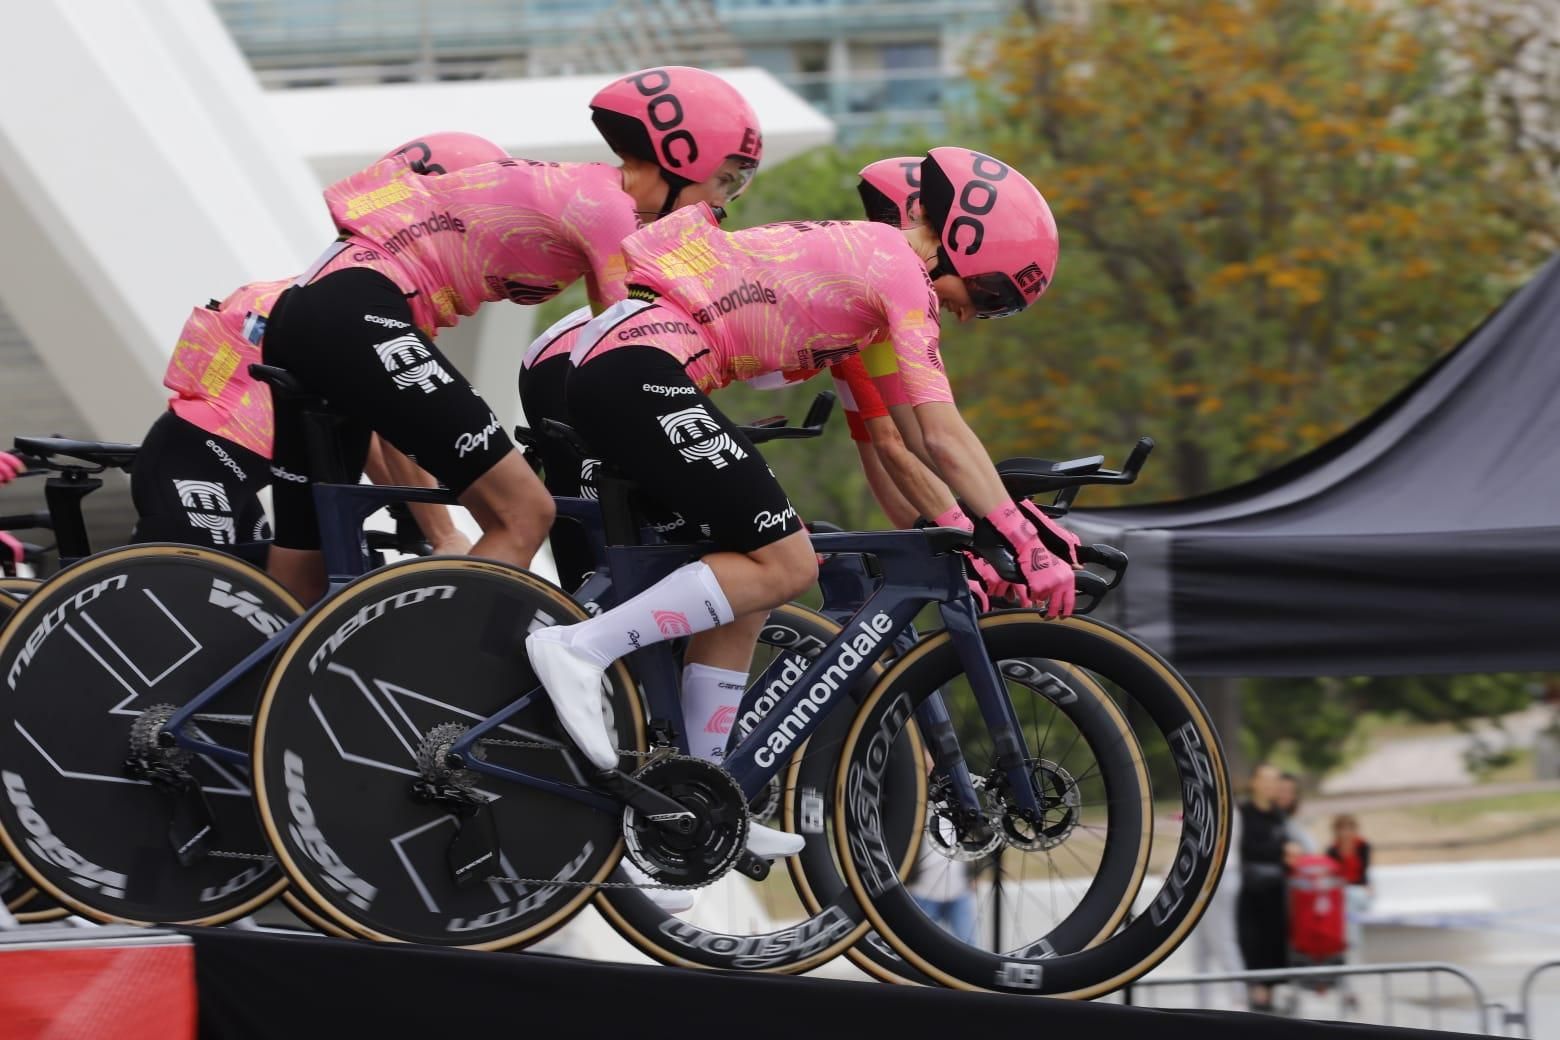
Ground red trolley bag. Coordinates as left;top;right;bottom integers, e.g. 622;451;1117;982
1289;853;1347;963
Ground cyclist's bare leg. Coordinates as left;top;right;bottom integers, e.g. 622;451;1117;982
701;532;819;615
267;546;327;607
458;451;555;569
527;530;816;771
684;612;767;673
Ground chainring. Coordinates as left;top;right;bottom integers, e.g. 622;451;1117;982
622;754;748;889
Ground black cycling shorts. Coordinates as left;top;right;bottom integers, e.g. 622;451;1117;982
518;352;597;591
130;410;272;551
261;267;514;550
566;347;802;554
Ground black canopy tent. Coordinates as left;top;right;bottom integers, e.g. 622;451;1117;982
1069;256;1560;677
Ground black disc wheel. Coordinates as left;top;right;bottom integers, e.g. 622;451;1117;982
252;557;645;948
0;545;302;924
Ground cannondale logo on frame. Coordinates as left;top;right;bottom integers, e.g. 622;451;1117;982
374;335;453;394
656;405;747;469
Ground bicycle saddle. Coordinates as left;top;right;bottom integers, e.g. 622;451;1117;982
996;455;1105;497
13;436;139;470
248;364;330;409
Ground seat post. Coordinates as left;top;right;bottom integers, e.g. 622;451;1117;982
596;471;643;548
44;470;101;563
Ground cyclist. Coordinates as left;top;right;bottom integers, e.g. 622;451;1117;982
526;148;1079;816
129;132;508;558
515;156;988;597
258;67;763;606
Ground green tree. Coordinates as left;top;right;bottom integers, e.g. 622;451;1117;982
963;0;1558;501
1243;673;1538;781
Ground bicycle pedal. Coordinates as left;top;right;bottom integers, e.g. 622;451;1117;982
733;851;769;882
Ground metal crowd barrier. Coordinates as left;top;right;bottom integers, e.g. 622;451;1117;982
1120;962;1504;1034
1509;959;1560;1037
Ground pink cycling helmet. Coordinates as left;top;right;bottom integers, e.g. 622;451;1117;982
919;147;1059;318
857;156;923;229
381;132;508;175
591;66;763;214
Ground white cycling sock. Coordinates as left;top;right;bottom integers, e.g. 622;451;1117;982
681;663;748;763
560;561;735;666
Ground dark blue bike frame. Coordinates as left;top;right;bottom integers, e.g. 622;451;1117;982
162;481;1036;819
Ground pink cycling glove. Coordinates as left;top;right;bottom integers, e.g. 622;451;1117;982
932;506;999;608
932;505;972;530
0;452;23;486
984;502;1075;618
1018;499;1080;566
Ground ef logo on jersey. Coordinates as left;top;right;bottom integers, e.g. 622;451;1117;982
373;335;453;394
656;405;748;470
173;479;236;546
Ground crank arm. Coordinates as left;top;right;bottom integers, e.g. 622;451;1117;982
732;850;770;882
595;767;699;835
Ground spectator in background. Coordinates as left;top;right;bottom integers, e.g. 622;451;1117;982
1238;763;1302;1012
1328;814;1373;962
907;814;979;946
1277;771;1318;853
1190;803;1244;1009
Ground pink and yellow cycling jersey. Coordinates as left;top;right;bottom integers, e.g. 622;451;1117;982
163;279;290;458
309;159;640;333
526;306;888;442
575;205;951;407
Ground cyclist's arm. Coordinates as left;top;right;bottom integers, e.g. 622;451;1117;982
855;428;919;530
833;354;958;526
860;280;1010;517
363;436;472;555
885;401;1010;517
859;415;956;526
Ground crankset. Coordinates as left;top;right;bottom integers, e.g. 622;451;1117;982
622;754;753;888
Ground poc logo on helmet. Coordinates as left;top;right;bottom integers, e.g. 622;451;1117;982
626;68;762;169
628;69;698;171
947;152;1011;259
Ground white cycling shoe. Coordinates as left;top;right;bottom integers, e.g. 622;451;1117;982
626;821;807;915
525;627;619;772
746;820;805;858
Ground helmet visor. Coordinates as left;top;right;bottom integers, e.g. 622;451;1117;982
720;158;758;203
963;272;1028;319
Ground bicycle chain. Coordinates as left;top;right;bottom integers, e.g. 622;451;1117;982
475;736;657;758
207;742;702;889
207;850;276;863
474;741;718;891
